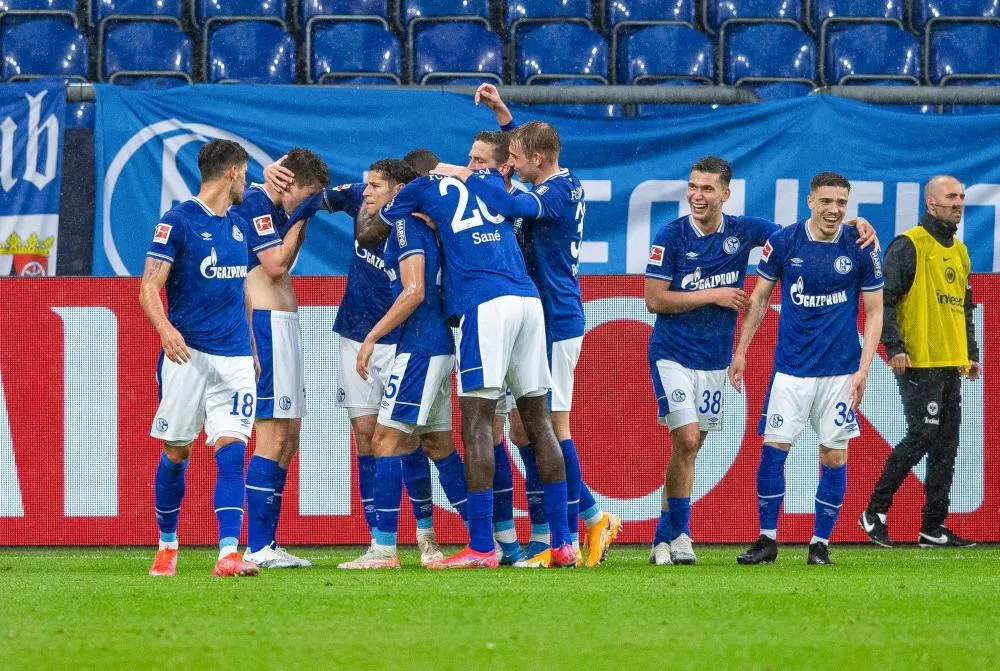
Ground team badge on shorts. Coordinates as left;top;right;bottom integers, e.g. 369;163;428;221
279;396;292;411
671;389;686;403
155;417;169;432
834;256;853;274
338;387;346;404
768;414;784;429
723;236;740;255
231;224;244;242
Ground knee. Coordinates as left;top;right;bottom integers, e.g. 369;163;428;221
163;443;191;463
421;434;454;461
819;447;848;468
509;422;530;447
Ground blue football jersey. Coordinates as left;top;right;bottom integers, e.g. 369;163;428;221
383;215;453;356
321;183;398;345
757;220;884;377
380;170;537;318
646;214;779;370
146;198;263;356
232;184;291;273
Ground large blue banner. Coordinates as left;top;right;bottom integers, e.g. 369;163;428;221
93;85;1000;275
0;82;64;276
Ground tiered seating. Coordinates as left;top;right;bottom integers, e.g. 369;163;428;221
1;18;88;80
705;0;803;35
514;21;608;84
206;21;295;83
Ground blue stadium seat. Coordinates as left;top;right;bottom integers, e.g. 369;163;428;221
635;78;717;116
746;79;814;100
605;0;696;31
0;0;75;29
530;77;622;118
92;0;184;27
66;102;95;129
913;0;1000;33
300;0;387;28
721;21;815;85
308;19;400;83
705;0;803;35
505;0;593;32
615;23;713;84
195;0;286;28
422;75;498;85
1;19;88;81
206;21;296;83
101;20;192;84
822;23;921;85
925;20;1000;84
943;77;1000;113
809;0;904;33
514;22;608;84
400;0;489;28
411;20;502;85
117;76;191;88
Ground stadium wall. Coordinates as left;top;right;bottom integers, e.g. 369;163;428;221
0;276;994;546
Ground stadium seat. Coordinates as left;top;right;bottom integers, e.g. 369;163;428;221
399;0;489;28
809;0;904;33
721;21;815;86
0;0;76;30
194;0;287;29
605;0;697;31
745;79;814;100
514;22;609;84
206;21;296;83
1;19;88;81
299;0;387;28
505;0;593;32
925;20;1000;84
65;102;95;129
100;20;192;84
92;0;184;28
943;76;1000;113
117;76;191;88
308;19;400;84
822;23;921;85
705;0;803;35
317;75;395;85
529;76;621;118
615;23;713;84
913;0;1000;33
635;78;717;116
411;20;502;85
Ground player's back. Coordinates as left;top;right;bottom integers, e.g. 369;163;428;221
647;213;778;370
383;216;452;356
520;169;586;340
322;183;398;344
381;170;537;318
148;198;252;356
760;221;883;377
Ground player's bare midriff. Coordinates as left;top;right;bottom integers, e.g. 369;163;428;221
246;266;297;313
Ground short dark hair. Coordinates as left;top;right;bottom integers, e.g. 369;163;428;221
511;121;560;158
810;171;851;192
198;139;248;182
369;158;419;187
403;148;439;176
690;156;732;186
474;130;511;165
282;148;329;189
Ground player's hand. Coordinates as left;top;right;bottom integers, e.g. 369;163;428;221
710;287;749;311
412;212;436;230
850;217;881;253
431;163;471;181
159;324;190;364
356;339;375;381
474;83;504;110
888;352;911;375
967;361;981;381
264;156;294;192
728;354;746;392
849;370;868;410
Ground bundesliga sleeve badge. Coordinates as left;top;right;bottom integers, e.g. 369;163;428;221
253;214;275;235
761;241;773;262
153;223;172;244
648;245;665;266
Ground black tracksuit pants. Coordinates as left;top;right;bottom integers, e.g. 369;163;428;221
867;367;962;533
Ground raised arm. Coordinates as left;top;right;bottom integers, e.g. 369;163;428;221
728;277;776;391
356;252;425;380
138;257;190;364
475;83;514;128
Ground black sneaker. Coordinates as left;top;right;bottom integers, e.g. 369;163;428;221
736;535;778;564
858;510;892;548
807;542;832;565
918;526;977;548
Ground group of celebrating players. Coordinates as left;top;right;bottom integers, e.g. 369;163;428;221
139;84;887;577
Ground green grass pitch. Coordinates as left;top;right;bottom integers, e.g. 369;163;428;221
1;545;998;670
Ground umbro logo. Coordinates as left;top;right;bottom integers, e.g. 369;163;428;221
201;232;213;240
686;252;699;259
790;257;803;266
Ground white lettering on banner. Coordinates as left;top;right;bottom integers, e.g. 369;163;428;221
844;181;884;223
297;307;351;516
895;182;920;237
22;91;59;191
0;366;25;517
627;180;746;274
580;179;611;264
964;184;1000;271
53;308;118;517
0;116;15;192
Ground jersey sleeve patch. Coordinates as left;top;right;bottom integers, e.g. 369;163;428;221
648;244;665;266
253;214;275;235
761;240;773;263
153;223;172;244
395;219;407;248
334;183;351;191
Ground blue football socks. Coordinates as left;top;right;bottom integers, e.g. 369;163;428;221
154;452;187;547
813;463;847;545
213;442;246;554
432;450;468;520
467;490;495;553
374;455;403;548
653;510;672;546
357;454;377;536
667;496;691;541
757;444;788;539
402;447;434;532
560;439;582;542
245;455;280;553
542;480;571;548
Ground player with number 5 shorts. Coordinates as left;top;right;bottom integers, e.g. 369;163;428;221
730;172;884;567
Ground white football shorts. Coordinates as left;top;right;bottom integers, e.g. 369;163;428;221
253;309;305;420
548;335;583;412
759;372;860;449
151;347;256;446
651;358;726;432
377;352;455;435
337;336;396;417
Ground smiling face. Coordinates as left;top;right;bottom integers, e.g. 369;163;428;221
508;139;541;184
807;185;850;238
687;169;730;228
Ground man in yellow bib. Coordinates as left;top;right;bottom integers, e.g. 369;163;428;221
859;175;981;548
